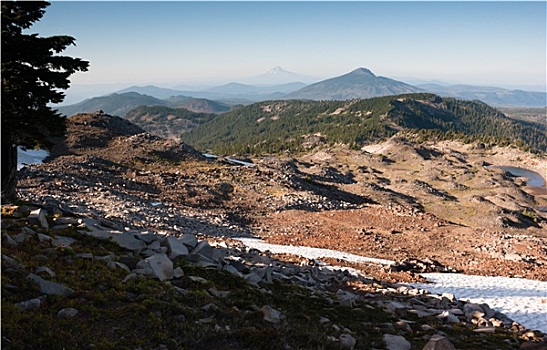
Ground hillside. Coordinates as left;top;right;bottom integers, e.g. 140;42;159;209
57;92;231;118
182;93;547;155
284;68;423;100
125;106;217;140
419;84;547;108
166;97;231;114
56;92;170;118
47;112;204;165
5;111;547;348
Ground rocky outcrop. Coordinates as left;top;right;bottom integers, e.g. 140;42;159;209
3;202;546;350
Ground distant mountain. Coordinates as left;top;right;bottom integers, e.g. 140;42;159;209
243;66;318;85
56;92;171;117
110;82;306;103
57;92;232;118
285;68;423;100
182;93;546;155
116;85;192;99
418;84;547;107
203;81;307;97
204;82;266;95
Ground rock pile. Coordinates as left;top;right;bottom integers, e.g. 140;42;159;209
3;203;546;349
390;258;460;274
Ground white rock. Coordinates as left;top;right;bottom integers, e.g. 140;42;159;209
436;310;460;323
441;292;455;302
28;208;49;229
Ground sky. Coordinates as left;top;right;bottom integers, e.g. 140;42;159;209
29;1;547;91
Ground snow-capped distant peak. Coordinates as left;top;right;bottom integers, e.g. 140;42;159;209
243;67;319;85
268;66;289;75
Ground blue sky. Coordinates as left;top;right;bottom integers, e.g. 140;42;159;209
30;1;546;90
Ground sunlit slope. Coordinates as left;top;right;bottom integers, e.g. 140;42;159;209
182;93;547;155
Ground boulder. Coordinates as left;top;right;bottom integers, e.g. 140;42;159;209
27;273;74;296
261;305;282;323
179;233;198;249
422;335;456;350
164;236;189;259
383;334;411;350
436;310;460;323
35;266;56;278
57;308;79;318
339;333;357;349
144;253;174;281
192;240;214;260
112;232;146;251
2;233;17;247
17;298;43;311
28;208;49;229
52;235;77;247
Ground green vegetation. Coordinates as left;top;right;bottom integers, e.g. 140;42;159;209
182;94;546;155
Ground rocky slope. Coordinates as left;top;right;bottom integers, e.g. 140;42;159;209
3;112;547;349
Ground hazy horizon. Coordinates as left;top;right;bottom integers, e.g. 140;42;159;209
30;1;546;93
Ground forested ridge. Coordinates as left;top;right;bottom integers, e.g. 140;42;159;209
181;93;546;155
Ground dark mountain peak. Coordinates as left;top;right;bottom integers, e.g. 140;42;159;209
349;67;375;76
285;67;422;100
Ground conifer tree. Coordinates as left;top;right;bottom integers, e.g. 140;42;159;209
1;1;89;202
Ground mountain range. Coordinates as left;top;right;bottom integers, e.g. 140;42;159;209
57;67;547;118
56;92;230;118
417;84;547;108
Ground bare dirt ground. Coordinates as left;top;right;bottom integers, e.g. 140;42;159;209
253;140;547;282
18;114;547;285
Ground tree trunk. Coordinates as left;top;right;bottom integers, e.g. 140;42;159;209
1;141;18;203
